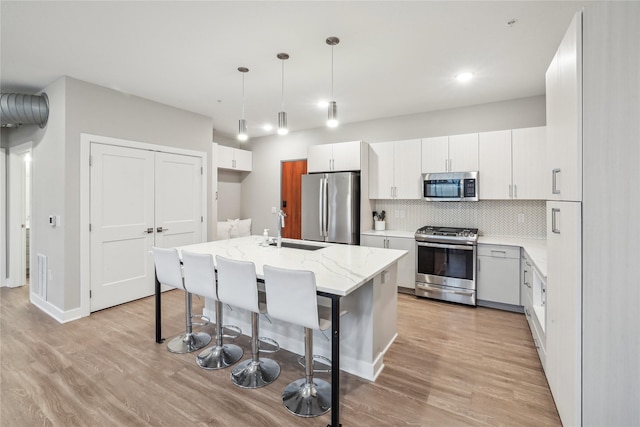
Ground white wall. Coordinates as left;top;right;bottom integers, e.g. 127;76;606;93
582;2;640;425
243;95;546;234
217;169;243;221
5;78;66;307
5;76;215;314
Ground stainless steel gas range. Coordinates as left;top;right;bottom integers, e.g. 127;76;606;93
414;226;479;306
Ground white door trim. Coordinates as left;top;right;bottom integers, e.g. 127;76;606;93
8;141;32;288
79;133;207;318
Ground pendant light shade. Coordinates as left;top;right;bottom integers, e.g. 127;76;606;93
277;111;288;135
238;119;248;141
327;101;338;128
326;36;340;128
277;53;289;136
237;67;249;142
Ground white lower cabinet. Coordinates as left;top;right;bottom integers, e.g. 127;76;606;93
546;200;582;427
477;244;520;307
360;234;415;290
522;250;547;370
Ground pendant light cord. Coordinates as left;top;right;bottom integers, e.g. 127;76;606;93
331;44;334;100
241;72;245;119
281;59;285;110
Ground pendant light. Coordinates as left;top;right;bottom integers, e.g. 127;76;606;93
326;36;340;128
237;67;249;142
277;53;289;135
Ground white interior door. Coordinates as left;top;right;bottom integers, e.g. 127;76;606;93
8;143;31;288
90;143;155;312
154;152;203;248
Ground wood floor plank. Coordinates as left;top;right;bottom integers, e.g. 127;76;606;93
0;285;560;426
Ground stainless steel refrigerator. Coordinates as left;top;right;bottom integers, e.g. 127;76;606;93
301;172;360;245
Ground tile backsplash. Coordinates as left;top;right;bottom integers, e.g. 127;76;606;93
372;199;546;239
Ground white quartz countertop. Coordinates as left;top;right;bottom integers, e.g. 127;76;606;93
361;229;416;239
478;236;547;277
175;236;407;297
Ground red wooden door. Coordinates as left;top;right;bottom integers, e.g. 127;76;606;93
280;160;307;239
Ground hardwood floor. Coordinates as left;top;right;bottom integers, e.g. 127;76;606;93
0;286;561;426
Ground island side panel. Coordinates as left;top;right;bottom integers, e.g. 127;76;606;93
372;262;399;379
200;266;399;382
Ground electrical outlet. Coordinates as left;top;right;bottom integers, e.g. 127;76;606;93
518;213;525;223
271;207;277;214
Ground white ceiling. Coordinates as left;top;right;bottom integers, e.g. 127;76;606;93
1;1;589;139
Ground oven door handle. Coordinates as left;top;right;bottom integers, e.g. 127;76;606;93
416;283;475;296
416;241;475;251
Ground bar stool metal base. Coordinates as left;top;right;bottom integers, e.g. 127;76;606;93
230;358;280;389
282;378;331;417
196;344;243;370
167;332;211;354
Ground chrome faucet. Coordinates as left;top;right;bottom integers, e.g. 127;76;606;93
277;210;286;248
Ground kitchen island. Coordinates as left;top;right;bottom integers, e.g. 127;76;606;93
155;235;406;427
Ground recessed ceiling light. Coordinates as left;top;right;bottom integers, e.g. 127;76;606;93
455;72;474;83
317;100;329;108
263;124;273;131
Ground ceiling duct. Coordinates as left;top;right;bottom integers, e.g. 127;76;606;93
1;93;49;128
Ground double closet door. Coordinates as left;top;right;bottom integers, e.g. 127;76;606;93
90;143;204;312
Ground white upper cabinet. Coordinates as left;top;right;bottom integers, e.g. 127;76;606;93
307;140;361;173
421;136;449;173
369;139;421;199
546;12;582;201
478;127;547;200
217;145;252;172
479;130;512;199
394;140;422;199
448;133;479;172
369;142;395;199
422;134;478;173
512;126;547;200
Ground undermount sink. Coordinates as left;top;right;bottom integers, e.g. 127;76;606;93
269;241;324;251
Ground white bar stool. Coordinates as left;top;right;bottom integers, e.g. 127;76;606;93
152;247;211;354
216;255;280;388
263;265;332;417
182;251;243;370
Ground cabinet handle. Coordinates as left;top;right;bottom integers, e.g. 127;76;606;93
490;250;507;257
444;159;448;172
551;168;561;194
509;184;513;198
449;158;452;172
144;227;154;234
477;258;480;271
514;184;518;198
551;208;561;234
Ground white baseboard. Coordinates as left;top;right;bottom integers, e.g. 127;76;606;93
30;292;87;324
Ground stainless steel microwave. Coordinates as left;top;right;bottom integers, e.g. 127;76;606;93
422;171;479;201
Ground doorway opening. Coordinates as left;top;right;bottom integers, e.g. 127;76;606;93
280;159;307;239
8;142;32;290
